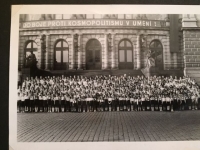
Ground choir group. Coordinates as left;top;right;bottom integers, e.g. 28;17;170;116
17;75;200;113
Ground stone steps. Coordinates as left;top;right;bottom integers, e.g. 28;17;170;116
51;70;144;77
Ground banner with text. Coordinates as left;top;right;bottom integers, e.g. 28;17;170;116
21;19;166;28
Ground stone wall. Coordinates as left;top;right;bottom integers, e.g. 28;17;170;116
183;30;200;84
18;28;184;72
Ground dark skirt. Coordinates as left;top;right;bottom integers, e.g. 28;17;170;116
78;100;82;106
104;99;109;106
47;99;51;105
51;100;55;106
198;98;200;109
111;100;116;109
158;101;163;109
186;99;192;110
30;100;35;107
61;100;66;105
25;99;30;106
82;101;87;110
146;101;151;110
17;100;21;107
126;100;131;106
173;99;178;110
35;99;39;106
166;101;171;106
119;100;124;106
21;101;25;107
55;100;60;107
39;100;43;107
43;100;48;107
151;100;155;105
115;99;119;106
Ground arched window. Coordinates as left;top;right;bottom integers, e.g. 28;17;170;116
149;40;163;69
24;41;38;67
54;40;69;70
118;39;133;69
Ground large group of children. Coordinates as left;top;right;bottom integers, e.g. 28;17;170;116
17;75;200;113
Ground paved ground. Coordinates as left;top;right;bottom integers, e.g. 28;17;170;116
17;111;200;142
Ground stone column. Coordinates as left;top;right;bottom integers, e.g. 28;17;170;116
77;34;82;69
111;33;116;69
45;34;50;70
136;34;141;69
104;34;108;69
39;34;44;69
71;34;75;70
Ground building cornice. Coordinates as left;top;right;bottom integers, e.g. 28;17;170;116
181;27;200;30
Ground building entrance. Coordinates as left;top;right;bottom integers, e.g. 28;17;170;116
86;39;102;70
118;39;133;69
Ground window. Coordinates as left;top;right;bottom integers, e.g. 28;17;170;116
94;14;102;19
55;14;63;19
86;14;93;19
63;14;71;19
125;14;132;19
118;14;125;19
26;14;41;21
54;40;69;70
24;41;38;66
118;39;133;69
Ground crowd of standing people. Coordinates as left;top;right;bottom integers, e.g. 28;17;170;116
17;75;200;113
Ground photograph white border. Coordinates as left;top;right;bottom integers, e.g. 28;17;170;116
10;5;200;150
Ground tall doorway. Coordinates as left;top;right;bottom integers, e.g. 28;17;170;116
118;39;133;69
54;39;69;70
86;39;102;70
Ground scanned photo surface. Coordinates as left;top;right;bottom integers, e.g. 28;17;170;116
10;5;200;150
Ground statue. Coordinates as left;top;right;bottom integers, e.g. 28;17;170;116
146;49;155;68
25;51;37;68
141;48;158;77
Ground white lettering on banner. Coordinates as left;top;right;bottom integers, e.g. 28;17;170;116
81;21;86;26
21;20;165;28
56;21;60;26
47;21;51;26
137;21;141;26
72;21;76;26
126;21;129;25
146;21;150;26
87;21;91;26
96;21;100;25
133;21;136;26
114;21;119;25
142;21;146;26
52;21;56;26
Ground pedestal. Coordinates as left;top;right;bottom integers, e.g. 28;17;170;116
141;66;158;77
22;68;30;81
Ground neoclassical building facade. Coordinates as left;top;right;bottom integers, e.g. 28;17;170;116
18;14;200;84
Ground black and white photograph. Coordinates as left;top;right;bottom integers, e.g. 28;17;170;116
9;5;200;150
